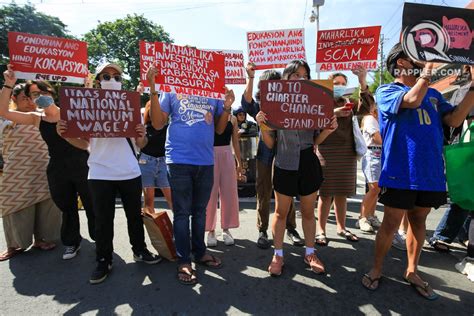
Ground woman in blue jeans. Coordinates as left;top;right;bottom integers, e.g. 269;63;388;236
139;101;172;213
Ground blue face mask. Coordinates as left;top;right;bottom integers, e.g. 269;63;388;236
333;85;347;98
34;95;54;109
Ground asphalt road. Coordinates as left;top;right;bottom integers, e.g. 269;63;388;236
1;193;473;315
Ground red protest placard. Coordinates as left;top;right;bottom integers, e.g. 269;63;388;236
247;28;306;70
205;49;246;85
8;32;88;84
260;80;334;130
316;26;381;72
59;87;141;138
139;41;226;99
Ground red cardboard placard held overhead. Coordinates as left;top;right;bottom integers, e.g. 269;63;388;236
8;32;89;84
316;26;381;72
247;28;306;70
204;49;246;85
260;80;334;130
59;87;141;138
139;41;226;99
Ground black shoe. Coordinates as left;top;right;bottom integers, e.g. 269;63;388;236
257;231;271;249
287;229;304;247
90;259;112;285
133;249;162;264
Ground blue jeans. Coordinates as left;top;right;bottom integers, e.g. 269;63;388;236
167;164;214;264
430;203;471;245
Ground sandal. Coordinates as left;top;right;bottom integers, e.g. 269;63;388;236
431;240;450;253
0;247;24;261
337;230;359;242
404;276;439;300
177;265;198;285
362;273;381;291
32;241;56;251
196;254;223;269
315;234;328;246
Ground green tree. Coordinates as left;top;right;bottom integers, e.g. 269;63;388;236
83;14;173;90
350;68;394;99
0;3;71;63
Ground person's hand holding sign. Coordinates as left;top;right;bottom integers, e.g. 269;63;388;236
224;86;235;109
352;65;368;91
3;64;17;88
246;62;256;80
56;119;68;136
315;115;338;145
147;65;159;90
255;110;274;131
135;123;147;149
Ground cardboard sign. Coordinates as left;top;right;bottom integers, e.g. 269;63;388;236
316;26;381;72
205;49;246;84
260;80;334;130
8;32;88;83
140;41;226;99
401;3;474;64
59;87;141;138
247;28;306;70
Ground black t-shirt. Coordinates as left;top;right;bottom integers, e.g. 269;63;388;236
214;121;233;146
141;123;167;157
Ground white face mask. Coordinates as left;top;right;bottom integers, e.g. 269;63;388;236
100;79;122;91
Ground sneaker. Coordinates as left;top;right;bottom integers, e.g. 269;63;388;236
304;253;325;274
90;259;112;284
62;245;80;260
455;257;474;282
268;255;284;276
222;230;234;246
133;249;162;264
392;231;407;251
257;231;271;249
358;217;375;233
367;215;382;229
207;232;217;247
287;229;304;247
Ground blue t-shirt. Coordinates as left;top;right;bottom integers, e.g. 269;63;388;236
159;93;223;165
376;83;454;191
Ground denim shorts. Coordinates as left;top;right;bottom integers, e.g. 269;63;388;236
361;149;381;183
139;153;169;188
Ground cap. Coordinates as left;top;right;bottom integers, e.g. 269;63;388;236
386;43;407;77
233;107;246;116
95;62;123;78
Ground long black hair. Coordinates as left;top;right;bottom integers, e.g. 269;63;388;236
282;59;311;80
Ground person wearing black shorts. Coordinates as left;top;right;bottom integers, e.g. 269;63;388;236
362;44;474;300
256;60;338;277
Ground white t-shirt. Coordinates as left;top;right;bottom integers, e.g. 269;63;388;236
88;138;141;180
362;115;380;147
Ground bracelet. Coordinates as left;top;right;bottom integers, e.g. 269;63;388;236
248;77;254;79
223;107;232;113
416;74;431;83
470;86;474;92
150;91;158;96
3;84;13;89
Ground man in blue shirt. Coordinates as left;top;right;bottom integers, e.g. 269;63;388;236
362;43;474;300
147;66;235;285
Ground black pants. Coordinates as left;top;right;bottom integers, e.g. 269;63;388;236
89;176;146;262
47;159;95;247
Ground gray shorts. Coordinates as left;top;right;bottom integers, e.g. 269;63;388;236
362;149;381;183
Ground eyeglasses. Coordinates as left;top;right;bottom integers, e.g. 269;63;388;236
101;74;122;82
29;91;52;99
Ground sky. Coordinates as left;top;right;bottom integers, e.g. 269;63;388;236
2;0;471;105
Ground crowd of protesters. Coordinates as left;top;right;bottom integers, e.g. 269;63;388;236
1;42;473;298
